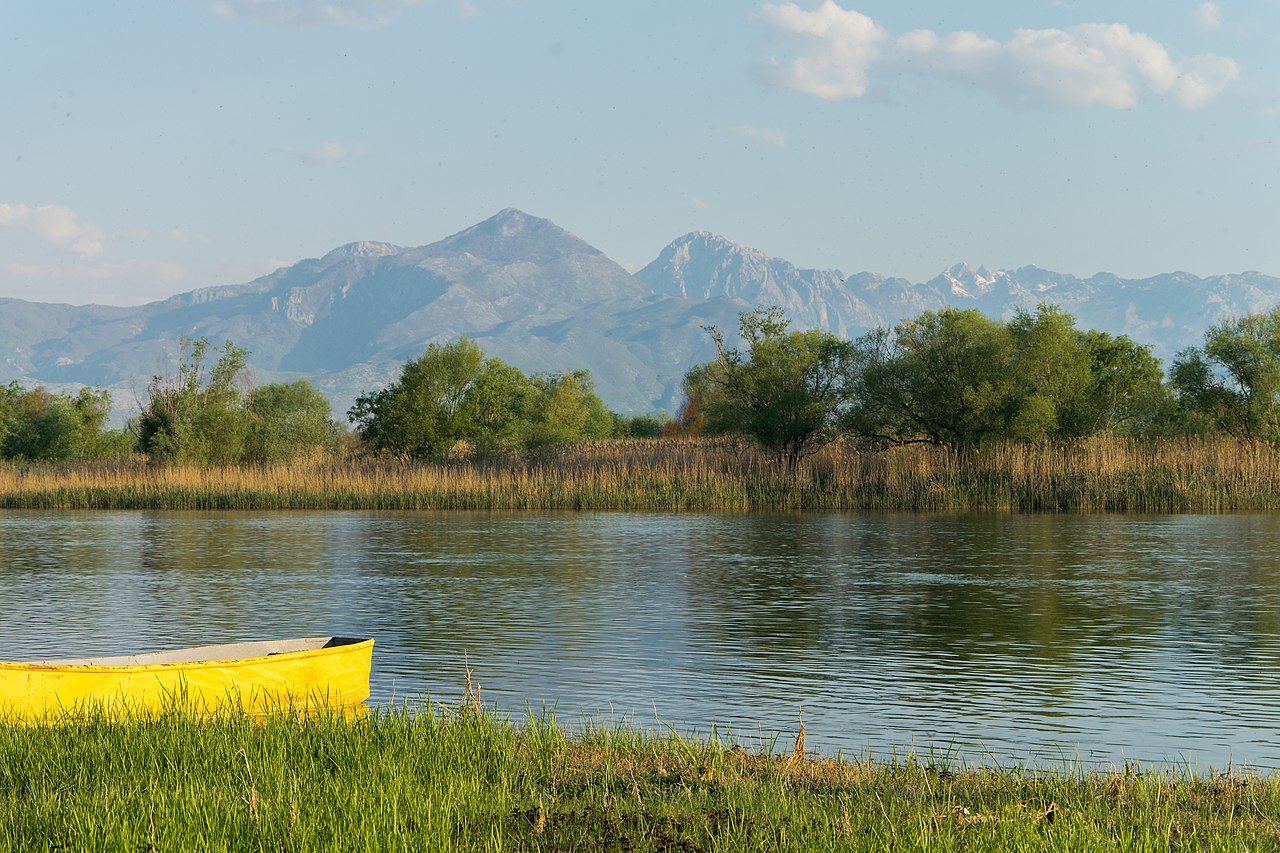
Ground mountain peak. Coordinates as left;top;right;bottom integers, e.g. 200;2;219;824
473;207;562;238
661;231;772;263
426;208;603;264
489;207;535;229
320;241;404;265
680;229;736;245
939;261;1004;296
637;228;851;318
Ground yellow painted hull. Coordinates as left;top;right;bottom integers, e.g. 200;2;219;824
0;637;373;722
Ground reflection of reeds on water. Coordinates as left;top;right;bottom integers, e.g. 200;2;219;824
2;436;1280;511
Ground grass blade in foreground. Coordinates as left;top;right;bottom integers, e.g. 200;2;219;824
0;706;1276;851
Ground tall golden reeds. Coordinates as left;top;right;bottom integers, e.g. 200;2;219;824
1;436;1279;512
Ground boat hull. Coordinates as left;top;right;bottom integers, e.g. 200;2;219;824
0;637;373;721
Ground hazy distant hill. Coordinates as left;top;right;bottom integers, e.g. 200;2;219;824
917;263;1280;360
637;231;924;337
1;210;747;417
4;208;1280;420
637;233;1280;362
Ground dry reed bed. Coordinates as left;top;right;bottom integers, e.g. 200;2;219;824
2;437;1280;512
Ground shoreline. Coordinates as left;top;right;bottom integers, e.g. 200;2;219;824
2;707;1276;850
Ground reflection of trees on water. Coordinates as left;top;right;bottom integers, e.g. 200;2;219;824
342;513;701;686
0;513;159;657
1145;515;1280;666
677;513;1280;693
0;512;337;655
134;513;334;626
4;511;1280;706
678;515;833;654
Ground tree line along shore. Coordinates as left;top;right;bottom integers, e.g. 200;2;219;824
4;303;1280;511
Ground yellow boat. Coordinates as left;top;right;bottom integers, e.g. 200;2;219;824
0;636;374;721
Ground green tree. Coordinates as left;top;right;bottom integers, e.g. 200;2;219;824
1005;305;1165;440
0;382;22;451
350;339;619;458
615;412;669;438
524;371;614;449
569;371;615;440
348;338;487;459
455;359;541;455
243;381;336;464
1171;308;1280;442
675;360;724;436
848;308;1018;447
0;386;129;461
1006;305;1092;439
137;337;251;464
1064;330;1167;436
691;307;860;470
849;306;1169;446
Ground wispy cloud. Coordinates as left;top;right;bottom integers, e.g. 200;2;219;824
758;2;1240;109
732;124;790;149
2;259;189;306
1197;2;1223;31
314;142;351;161
0;205;206;305
211;0;427;28
0;203;104;259
290;141;364;163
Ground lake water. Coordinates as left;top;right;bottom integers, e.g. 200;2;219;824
1;510;1278;769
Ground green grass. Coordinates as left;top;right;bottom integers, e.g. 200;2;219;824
1;705;1277;851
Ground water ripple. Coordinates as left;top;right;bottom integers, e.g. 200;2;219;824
1;510;1279;769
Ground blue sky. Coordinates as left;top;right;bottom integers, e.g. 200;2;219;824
3;0;1277;304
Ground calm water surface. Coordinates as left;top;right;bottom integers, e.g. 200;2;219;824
1;510;1278;769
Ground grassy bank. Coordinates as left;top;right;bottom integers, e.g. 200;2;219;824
0;706;1276;851
3;436;1280;512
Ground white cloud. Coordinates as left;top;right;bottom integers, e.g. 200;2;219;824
732;124;789;149
0;203;104;259
211;0;427;27
1197;2;1222;30
291;141;363;163
1174;53;1242;108
759;3;1240;109
316;142;349;161
760;1;885;99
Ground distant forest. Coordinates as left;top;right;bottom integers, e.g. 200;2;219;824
2;303;1279;467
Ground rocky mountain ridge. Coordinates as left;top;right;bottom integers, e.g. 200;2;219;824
3;209;1278;419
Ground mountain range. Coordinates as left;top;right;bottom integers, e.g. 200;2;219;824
3;208;1279;420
